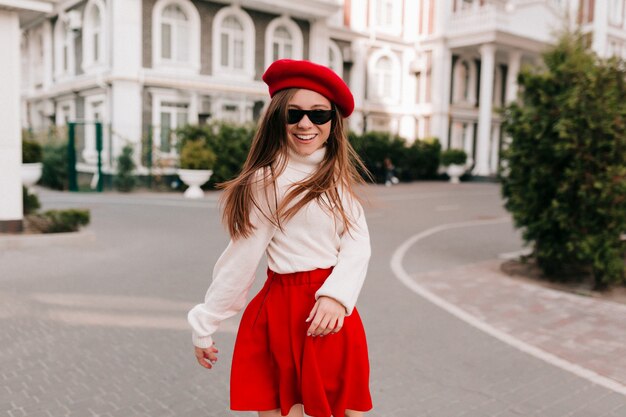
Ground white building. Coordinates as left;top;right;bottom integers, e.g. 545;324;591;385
19;0;626;179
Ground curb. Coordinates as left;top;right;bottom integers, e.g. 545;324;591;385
0;229;96;250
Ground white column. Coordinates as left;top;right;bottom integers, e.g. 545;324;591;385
490;123;500;174
464;122;474;166
430;43;452;148
474;43;495;176
399;48;416;141
349;39;368;134
110;0;142;164
0;10;23;231
309;19;329;65
42;20;53;90
592;0;608;57
505;49;522;103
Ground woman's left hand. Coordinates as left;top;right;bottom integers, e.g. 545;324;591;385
306;296;346;337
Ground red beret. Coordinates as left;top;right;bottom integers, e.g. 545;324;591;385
262;59;354;118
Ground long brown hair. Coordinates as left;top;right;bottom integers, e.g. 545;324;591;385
216;88;373;240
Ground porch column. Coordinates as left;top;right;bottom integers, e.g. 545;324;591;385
474;43;496;176
431;43;452;147
110;0;142;165
348;39;367;134
505;49;522;103
0;10;23;232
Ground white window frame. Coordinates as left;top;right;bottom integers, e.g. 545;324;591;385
152;0;201;74
609;0;625;26
368;49;401;104
82;0;107;72
32;27;45;88
55;98;76;125
54;15;76;80
151;90;192;157
452;57;477;105
264;16;303;69
328;40;343;78
212;5;255;80
371;0;402;37
83;93;108;165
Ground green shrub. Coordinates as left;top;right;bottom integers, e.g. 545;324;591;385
179;139;217;170
22;140;43;163
41;142;68;190
349;131;441;183
29;209;90;233
440;149;467;166
401;137;442;180
22;186;40;215
176;122;254;186
500;31;626;288
114;144;137;192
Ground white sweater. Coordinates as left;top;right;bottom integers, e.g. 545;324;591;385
187;145;371;349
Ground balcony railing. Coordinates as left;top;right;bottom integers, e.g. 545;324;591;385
448;3;510;39
235;0;343;19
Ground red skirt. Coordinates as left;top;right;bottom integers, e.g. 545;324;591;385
230;266;373;417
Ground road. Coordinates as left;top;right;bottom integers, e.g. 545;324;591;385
1;182;624;417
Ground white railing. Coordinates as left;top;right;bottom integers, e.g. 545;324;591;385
448;3;510;38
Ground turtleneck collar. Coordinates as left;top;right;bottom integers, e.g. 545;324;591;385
287;145;327;173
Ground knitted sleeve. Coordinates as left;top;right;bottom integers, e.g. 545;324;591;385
314;192;371;316
187;169;278;349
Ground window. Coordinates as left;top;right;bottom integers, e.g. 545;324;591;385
328;41;343;77
377;0;394;27
368;50;401;103
54;16;75;79
56;100;76;125
162;5;189;61
152;0;200;72
609;0;624;26
373;0;401;35
272;26;292;61
213;6;255;78
221;16;244;69
264;17;303;70
83;0;106;70
452;58;476;105
374;57;393;99
159;102;189;153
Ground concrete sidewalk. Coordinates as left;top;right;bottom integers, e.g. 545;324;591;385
411;259;626;395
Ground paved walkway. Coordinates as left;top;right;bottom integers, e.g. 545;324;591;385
2;183;625;417
411;259;626;394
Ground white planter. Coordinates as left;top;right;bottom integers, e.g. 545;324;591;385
177;169;213;199
21;162;43;191
446;164;465;184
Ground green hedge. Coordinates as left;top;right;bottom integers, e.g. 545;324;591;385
349;131;441;183
29;209;90;233
114;144;137;192
22;140;43;163
40;142;68;190
500;31;626;288
176;122;255;188
441;149;467;166
176;124;442;186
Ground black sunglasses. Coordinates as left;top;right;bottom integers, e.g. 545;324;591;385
287;109;335;125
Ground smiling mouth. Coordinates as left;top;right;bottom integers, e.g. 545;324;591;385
293;133;317;142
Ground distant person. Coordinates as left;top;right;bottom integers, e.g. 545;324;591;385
187;59;374;417
384;157;399;187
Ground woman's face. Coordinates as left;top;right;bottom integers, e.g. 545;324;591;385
286;89;333;156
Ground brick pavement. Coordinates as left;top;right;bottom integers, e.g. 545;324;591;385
2;184;626;417
411;259;626;394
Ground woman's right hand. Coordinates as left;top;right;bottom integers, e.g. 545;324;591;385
194;343;219;369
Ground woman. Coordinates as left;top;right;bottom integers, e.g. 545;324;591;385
187;59;373;417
